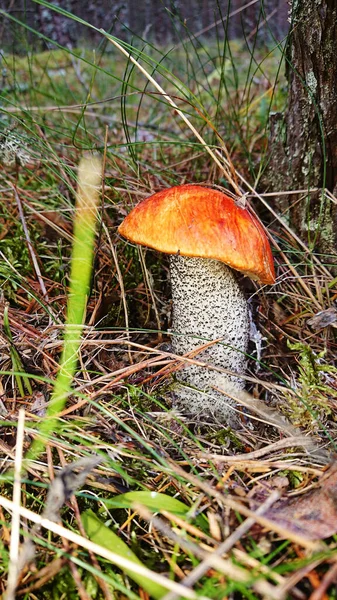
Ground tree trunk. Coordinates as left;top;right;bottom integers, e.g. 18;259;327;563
267;0;337;261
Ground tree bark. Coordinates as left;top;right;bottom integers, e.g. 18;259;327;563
267;0;337;261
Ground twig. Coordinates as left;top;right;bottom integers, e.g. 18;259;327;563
102;221;134;362
10;183;49;303
309;561;337;600
202;437;322;462
166;461;322;551
138;246;162;340
5;409;25;600
212;386;327;460
135;502;284;600
0;496;210;600
161;491;282;600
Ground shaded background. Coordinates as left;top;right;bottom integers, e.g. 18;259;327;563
0;0;289;50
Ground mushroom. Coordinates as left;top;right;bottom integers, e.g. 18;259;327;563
118;185;275;423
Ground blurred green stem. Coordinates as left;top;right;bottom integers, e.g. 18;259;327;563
25;155;102;462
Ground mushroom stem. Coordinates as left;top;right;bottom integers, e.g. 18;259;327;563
170;255;249;421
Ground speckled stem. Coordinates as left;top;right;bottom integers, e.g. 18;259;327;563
170;255;249;423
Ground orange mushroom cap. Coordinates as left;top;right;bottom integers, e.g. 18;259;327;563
118;184;275;285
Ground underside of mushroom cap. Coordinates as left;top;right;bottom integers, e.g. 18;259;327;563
118;184;275;284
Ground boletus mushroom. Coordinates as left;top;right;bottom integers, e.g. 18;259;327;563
118;185;275;423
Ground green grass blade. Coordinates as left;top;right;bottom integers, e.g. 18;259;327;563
3;303;32;396
81;509;166;599
102;491;191;515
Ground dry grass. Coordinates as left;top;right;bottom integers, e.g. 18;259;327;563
0;21;337;600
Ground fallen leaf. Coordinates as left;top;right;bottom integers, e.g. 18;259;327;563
250;462;337;540
44;456;101;522
307;307;337;330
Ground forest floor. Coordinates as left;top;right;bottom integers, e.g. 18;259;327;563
1;35;337;600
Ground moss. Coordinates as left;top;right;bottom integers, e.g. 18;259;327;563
305;71;317;102
284;341;337;431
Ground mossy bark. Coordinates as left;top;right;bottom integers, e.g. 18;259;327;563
267;0;337;262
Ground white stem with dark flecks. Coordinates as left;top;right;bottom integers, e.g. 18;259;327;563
170;255;249;423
